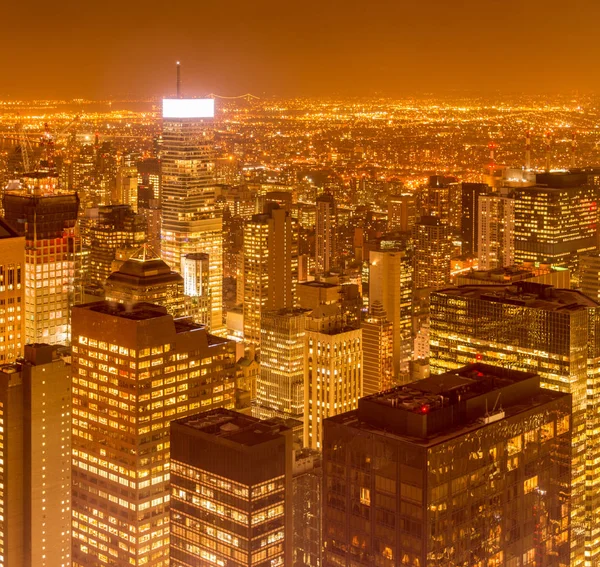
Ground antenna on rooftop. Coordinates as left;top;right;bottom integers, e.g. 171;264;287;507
525;130;531;170
176;61;181;98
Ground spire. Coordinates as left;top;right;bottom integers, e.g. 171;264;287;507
176;61;181;98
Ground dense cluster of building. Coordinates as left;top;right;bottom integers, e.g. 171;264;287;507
1;85;600;567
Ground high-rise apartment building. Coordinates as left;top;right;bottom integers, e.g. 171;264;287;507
323;364;572;567
361;301;393;396
419;175;460;229
71;301;237;567
387;194;416;232
429;282;600;566
0;218;25;363
0;344;71;567
304;304;362;450
413;216;452;289
257;308;308;420
477;192;515;270
243;205;295;349
115;166;138;211
160;98;224;333
369;249;412;378
88;204;147;286
104;246;185;318
3;191;81;344
170;409;293;567
513;174;598;277
315;193;336;276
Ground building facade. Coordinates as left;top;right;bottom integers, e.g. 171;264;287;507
323;364;572;567
170;409;293;567
429;283;600;566
0;219;25;363
0;344;71;567
71;301;237;567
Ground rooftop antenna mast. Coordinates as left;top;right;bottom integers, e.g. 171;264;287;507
571;131;577;169
525;130;531;170
176;61;181;98
544;131;552;173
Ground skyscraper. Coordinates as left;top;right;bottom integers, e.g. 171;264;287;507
170;409;293;567
360;301;394;395
323;364;572;567
460;181;488;256
0;344;71;567
429;282;600;566
243;205;295;350
369;249;412;378
0;218;25;363
477;191;516;270
304;304;362;450
3;190;81;345
387;193;416;232
104;245;185;318
256;308;308;420
88;204;147;287
413;216;452;289
315;193;336;277
181;252;211;326
513;174;598;277
580;252;600;301
160;97;224;332
71;301;237;567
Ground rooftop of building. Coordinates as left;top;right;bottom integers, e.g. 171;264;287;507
457;264;564;283
328;363;569;446
75;301;171;321
0;217;20;239
436;281;598;311
106;245;183;285
298;281;339;289
175;408;290;447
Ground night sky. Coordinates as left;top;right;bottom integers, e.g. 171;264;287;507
2;0;599;99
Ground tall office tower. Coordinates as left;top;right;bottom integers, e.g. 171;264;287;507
361;301;393;396
256;308;308;420
71;301;237;567
420;175;460;229
477;192;515;270
0;218;25;363
160;98;224;332
387;193;416;232
0;344;72;567
323;364;572;567
315;193;336;276
293;448;322;567
170;409;293;567
580;252;600;301
243;205;295;349
104;246;185;318
72;144;97;209
181;253;211;326
88;205;147;286
115;166;138;211
137;158;161;203
3;190;80;345
460;182;488;255
429;282;600;566
514;173;598;277
369;249;412;378
304;304;362;450
413;216;452;289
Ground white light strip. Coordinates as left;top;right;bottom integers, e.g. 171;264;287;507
162;98;215;119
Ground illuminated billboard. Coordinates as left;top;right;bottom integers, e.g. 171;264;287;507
162;98;215;119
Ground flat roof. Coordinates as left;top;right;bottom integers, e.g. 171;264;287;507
176;409;289;447
436;282;598;311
